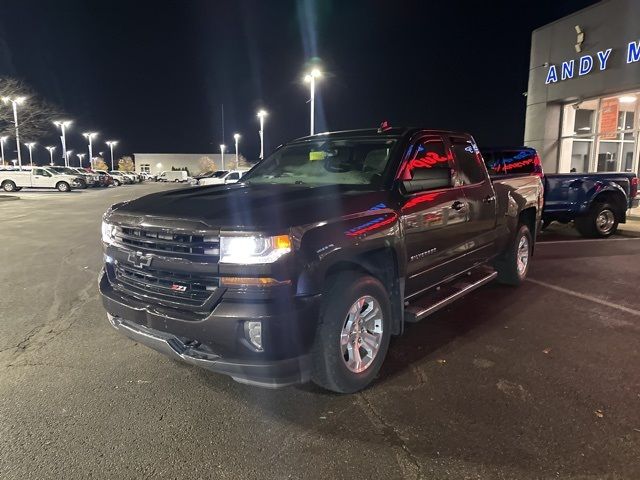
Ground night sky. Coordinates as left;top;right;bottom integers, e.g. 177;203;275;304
0;0;599;165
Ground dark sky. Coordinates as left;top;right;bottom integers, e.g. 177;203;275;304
0;0;599;165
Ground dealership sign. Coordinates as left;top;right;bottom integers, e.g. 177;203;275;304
545;40;640;84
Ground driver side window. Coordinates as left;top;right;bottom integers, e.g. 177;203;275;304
400;136;451;182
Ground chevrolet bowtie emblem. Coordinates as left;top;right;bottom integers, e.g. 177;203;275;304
127;251;152;268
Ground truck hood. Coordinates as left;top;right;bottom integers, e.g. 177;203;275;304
111;183;394;230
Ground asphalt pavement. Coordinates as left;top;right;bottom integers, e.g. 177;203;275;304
1;183;639;479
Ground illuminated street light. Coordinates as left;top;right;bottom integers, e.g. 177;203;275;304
303;68;322;135
65;149;73;166
54;120;72;166
2;96;26;169
77;153;86;168
82;132;98;169
220;144;226;170
25;142;36;167
257;109;267;160
0;136;7;166
45;146;56;166
233;133;240;168
105;140;118;170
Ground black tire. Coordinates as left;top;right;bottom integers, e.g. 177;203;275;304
495;223;532;286
56;181;70;192
113;179;121;186
78;180;87;189
311;272;391;393
575;202;618;238
2;180;17;192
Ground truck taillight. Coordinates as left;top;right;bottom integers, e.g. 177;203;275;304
631;176;638;199
532;154;544;179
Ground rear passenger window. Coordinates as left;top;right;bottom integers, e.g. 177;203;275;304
400;136;450;181
501;149;537;175
450;138;486;184
481;151;504;175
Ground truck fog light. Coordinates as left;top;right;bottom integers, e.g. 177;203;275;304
245;321;263;351
103;253;114;264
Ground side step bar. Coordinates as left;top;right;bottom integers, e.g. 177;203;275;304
404;268;497;323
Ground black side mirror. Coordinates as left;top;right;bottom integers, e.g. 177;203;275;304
401;168;452;194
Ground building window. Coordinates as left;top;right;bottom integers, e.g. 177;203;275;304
559;93;639;174
140;164;150;173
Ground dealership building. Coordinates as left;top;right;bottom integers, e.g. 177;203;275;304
525;0;640;175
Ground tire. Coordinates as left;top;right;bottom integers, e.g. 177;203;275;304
311;272;391;393
113;179;121;186
495;223;532;286
78;180;87;189
575;202;618;238
56;181;70;192
2;180;17;192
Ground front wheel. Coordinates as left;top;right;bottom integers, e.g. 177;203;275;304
575;202;619;238
56;181;70;192
495;223;532;286
311;272;391;393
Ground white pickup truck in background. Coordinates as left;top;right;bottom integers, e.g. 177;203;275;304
0;167;82;192
197;170;246;186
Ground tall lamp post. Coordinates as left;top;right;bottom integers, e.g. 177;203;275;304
53;120;72;166
220;144;226;170
233;133;240;168
106;140;118;170
77;153;86;168
25;142;36;167
65;149;73;167
82;132;97;169
2;96;27;169
303;68;321;135
0;136;7;166
45;146;56;166
257;109;267;160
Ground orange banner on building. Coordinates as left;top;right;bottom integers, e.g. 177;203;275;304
599;98;619;140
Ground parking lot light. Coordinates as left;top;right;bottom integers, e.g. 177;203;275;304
82;132;98;169
303;68;322;135
0;136;7;166
77;153;86;167
25;142;36;167
233;133;240;167
2;96;26;169
65;149;73;166
257;110;267;160
106;140;118;170
53;120;72;166
220;144;226;170
45;146;56;166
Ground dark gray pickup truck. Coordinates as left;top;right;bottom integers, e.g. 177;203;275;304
100;128;543;392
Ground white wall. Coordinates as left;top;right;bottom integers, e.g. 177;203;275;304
134;153;247;176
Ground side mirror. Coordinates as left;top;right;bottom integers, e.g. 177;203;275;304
401;168;452;194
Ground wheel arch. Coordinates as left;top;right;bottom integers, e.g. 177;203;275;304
589;189;627;223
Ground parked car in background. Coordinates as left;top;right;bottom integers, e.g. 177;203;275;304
0;167;82;192
481;146;639;238
100;127;543;392
82;168;111;187
158;170;188;182
140;172;156;181
109;171;133;186
48;166;92;188
123;171;141;183
95;170;115;186
197;170;246;186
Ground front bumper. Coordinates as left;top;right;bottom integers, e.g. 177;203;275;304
100;269;320;388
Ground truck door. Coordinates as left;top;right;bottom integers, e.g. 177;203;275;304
32;168;53;188
399;134;473;297
448;136;498;265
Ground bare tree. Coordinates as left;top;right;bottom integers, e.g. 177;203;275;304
118;156;135;171
0;77;62;140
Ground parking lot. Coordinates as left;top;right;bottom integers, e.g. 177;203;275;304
1;182;639;479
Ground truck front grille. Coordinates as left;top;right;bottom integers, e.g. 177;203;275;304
115;226;219;258
113;262;218;307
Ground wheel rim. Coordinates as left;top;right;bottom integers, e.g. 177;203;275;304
596;209;615;234
516;235;529;277
340;295;384;373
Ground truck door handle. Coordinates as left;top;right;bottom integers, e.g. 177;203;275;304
451;201;465;211
483;195;496;203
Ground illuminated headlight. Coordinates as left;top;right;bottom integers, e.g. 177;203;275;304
245;321;263;351
101;221;116;244
219;233;292;264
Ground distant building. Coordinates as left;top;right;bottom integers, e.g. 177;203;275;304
134;153;250;176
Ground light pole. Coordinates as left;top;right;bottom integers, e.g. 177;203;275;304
257;109;267;160
65;149;73;167
46;146;56;166
77;153;86;168
53;120;72;166
220;144;226;170
233;133;240;168
25;142;36;167
106;140;118;170
82;132;97;169
303;68;321;135
0;136;7;166
2;96;26;169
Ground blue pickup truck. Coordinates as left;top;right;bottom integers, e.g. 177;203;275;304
481;147;639;238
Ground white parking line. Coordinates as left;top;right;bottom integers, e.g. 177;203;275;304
538;237;640;245
526;278;640;317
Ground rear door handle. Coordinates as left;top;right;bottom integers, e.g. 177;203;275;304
451;200;465;211
483;195;496;203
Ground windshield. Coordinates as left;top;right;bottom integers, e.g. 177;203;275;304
212;170;228;178
243;138;397;186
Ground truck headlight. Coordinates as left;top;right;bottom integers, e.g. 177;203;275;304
219;234;291;264
101;221;116;244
